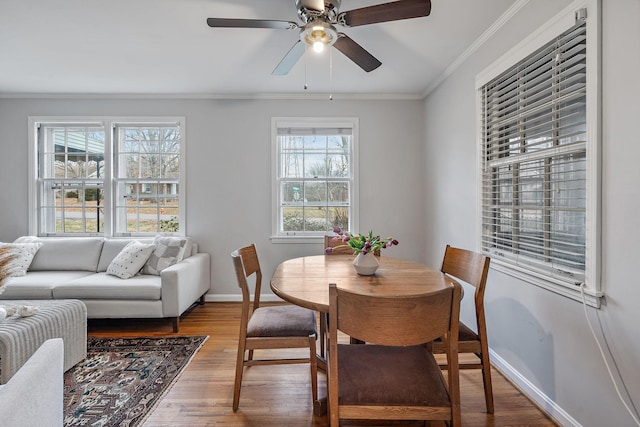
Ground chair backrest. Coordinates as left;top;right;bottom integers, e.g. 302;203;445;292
231;244;263;310
329;281;462;347
440;245;490;312
324;235;381;256
324;235;354;255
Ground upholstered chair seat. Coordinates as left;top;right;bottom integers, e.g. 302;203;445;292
247;305;317;338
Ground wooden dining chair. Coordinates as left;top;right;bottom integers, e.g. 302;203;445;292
324;234;381;256
327;281;462;427
431;244;494;413
230;244;318;412
321;235;352;355
322;234;376;351
324;235;353;255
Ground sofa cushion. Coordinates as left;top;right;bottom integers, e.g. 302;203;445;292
15;237;105;272
53;273;162;300
142;236;189;276
97;239;153;272
0;271;95;299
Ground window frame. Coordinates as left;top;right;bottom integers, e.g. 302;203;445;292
28;116;186;237
271;117;359;243
475;0;602;306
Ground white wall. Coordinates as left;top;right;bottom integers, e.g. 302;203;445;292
0;97;426;299
424;0;640;426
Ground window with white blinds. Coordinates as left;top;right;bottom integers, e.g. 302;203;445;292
478;2;600;303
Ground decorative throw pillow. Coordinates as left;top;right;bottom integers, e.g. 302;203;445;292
142;236;189;276
106;241;155;279
0;245;24;295
0;242;43;277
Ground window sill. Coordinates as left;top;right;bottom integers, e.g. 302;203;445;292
270;235;324;244
490;260;604;308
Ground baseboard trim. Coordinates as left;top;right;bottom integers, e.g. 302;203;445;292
203;294;283;303
489;349;582;427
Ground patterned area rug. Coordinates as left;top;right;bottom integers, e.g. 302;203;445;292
64;336;208;427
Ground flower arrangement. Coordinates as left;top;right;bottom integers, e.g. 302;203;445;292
325;227;399;255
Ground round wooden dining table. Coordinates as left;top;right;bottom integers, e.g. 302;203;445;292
270;254;458;416
270;254;458;313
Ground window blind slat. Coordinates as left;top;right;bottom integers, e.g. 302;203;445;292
481;21;587;277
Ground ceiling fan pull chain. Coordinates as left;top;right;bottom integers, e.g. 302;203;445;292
329;48;333;101
304;43;308;90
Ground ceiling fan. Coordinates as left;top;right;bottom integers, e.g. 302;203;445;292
207;0;432;75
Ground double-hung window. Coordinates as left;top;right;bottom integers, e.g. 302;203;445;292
36;123;106;234
272;117;358;240
29;117;185;237
113;124;182;235
476;0;601;305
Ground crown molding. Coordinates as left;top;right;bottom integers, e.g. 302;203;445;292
421;0;530;98
0;92;424;101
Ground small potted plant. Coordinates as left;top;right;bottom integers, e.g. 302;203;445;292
325;227;398;275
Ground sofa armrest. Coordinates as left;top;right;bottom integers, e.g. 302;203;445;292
0;338;63;427
160;252;211;318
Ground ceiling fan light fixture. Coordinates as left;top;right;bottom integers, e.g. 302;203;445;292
300;20;337;53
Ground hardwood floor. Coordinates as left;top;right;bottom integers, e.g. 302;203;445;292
87;302;558;427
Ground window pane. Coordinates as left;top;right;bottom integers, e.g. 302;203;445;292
120;154;140;178
66;155;86;178
161;154;180;178
281;182;304;204
160;207;180;233
328;182;349;204
304;153;327;178
281;151;303;178
282;206;303;231
327;153;350;177
140;154;161;178
304;181;327;203
304;207;328;231
328;207;349;231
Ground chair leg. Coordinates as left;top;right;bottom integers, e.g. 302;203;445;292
479;346;494;413
233;341;247;411
319;313;327;358
309;336;318;403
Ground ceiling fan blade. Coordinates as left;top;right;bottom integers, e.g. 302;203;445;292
333;34;382;72
338;0;431;27
207;18;299;30
272;41;306;75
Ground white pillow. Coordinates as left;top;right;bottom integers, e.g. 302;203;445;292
106;241;155;279
0;242;43;276
142;236;189;276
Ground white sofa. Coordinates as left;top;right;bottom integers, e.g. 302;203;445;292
0;237;210;332
0;338;64;427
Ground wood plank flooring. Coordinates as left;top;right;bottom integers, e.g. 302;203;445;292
87;302;558;427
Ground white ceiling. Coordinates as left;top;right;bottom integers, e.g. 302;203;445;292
0;0;517;97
